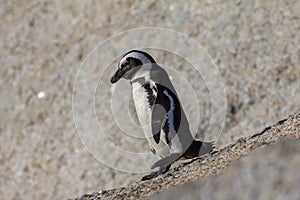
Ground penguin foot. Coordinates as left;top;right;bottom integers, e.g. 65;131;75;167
141;165;171;181
151;153;181;169
183;140;216;159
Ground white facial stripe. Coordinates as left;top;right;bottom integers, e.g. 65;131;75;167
119;57;127;69
120;52;151;66
119;58;127;69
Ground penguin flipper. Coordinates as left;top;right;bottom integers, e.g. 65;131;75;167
151;152;181;169
151;104;166;144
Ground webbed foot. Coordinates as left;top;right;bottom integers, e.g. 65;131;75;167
151;153;181;169
141;164;171;181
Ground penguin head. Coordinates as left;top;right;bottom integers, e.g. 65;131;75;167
110;50;156;83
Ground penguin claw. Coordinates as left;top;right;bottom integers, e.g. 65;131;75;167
151;153;181;169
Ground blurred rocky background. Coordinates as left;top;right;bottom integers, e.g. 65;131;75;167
0;0;299;199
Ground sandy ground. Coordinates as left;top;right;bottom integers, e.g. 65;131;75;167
1;0;299;199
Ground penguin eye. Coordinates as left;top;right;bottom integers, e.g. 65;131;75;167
120;60;129;69
124;60;129;66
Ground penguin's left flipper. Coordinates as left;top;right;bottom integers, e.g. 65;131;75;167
151;153;181;169
151;104;166;144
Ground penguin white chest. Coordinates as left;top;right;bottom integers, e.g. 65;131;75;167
132;82;170;157
132;83;152;129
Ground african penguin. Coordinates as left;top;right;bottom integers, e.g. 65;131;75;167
111;50;215;180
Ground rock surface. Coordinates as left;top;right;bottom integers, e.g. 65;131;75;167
75;113;300;200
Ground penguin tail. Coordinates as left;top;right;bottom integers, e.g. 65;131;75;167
183;140;216;159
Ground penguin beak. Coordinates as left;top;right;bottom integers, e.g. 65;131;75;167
110;68;124;83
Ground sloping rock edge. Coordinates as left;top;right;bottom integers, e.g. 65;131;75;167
74;113;300;200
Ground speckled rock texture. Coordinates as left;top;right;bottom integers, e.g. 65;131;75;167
75;113;300;200
1;1;299;199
